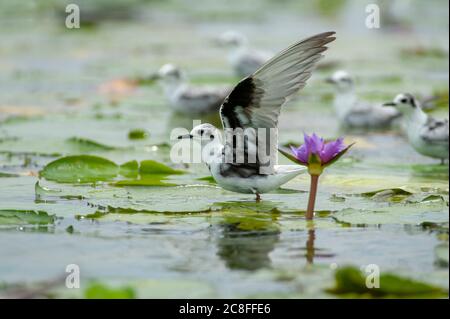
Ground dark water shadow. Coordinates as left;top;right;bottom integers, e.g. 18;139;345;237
216;212;280;271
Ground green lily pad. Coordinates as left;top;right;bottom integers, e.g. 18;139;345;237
39;156;184;184
362;187;414;202
0;172;19;178
0;209;55;226
128;129;149;140
328;266;446;298
196;175;216;183
114;176;177;187
333;205;447;226
139;160;185;175
65;137;117;152
84;283;135;299
40;155;120;183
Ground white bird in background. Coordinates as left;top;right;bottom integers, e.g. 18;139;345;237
218;31;272;78
384;93;449;164
156;64;231;114
179;32;336;200
326;70;401;128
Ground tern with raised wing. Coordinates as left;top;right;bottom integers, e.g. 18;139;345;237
179;32;336;200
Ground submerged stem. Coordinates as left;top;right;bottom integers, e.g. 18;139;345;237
306;174;320;220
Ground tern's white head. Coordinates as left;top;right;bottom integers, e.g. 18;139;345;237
326;70;354;92
178;123;221;145
178;123;222;163
157;63;186;96
157;64;185;84
218;31;248;48
384;93;419;116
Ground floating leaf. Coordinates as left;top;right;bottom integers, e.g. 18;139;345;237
128;129;149;140
400;46;448;59
66;225;74;234
40;155;120;183
328;266;446;298
333;206;447;226
196;176;216;183
0;172;19;178
139;160;185;175
119;160;139;178
0;209;55;226
39;156;184;184
114;176;177;187
84;283;135;299
65;137;116;152
362;187;413;202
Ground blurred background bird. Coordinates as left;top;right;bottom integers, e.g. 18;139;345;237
326;70;402;129
217;30;272;78
155;64;231;114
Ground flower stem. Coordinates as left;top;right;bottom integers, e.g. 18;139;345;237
306;174;320;220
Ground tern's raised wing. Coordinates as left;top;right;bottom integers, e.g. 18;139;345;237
219;31;336;174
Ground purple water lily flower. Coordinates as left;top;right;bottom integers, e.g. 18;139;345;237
289;133;347;166
279;133;354;220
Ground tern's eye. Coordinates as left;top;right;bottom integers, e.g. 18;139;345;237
210;135;215;140
400;98;408;103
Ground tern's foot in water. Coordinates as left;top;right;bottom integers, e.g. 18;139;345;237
255;193;261;202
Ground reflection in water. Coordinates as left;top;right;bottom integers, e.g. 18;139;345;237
304;227;335;265
306;228;315;264
216;216;280;271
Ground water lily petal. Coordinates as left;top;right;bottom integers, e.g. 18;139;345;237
290;145;308;164
321;137;345;164
309;133;325;154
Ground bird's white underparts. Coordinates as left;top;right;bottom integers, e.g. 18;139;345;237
175;31;337;199
384;93;449;163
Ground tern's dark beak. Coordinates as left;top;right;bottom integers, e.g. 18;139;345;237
383;102;396;107
177;134;193;140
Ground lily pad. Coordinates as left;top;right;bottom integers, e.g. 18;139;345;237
128;129;149;140
84;283;135;299
362;187;414;202
328;266;446;298
0;209;55;226
114;176;177;187
65;137;117;152
39;155;121;183
139;160;185;175
39;156;184;184
333;205;447;226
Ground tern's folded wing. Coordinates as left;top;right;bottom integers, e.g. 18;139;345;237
420;117;449;144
